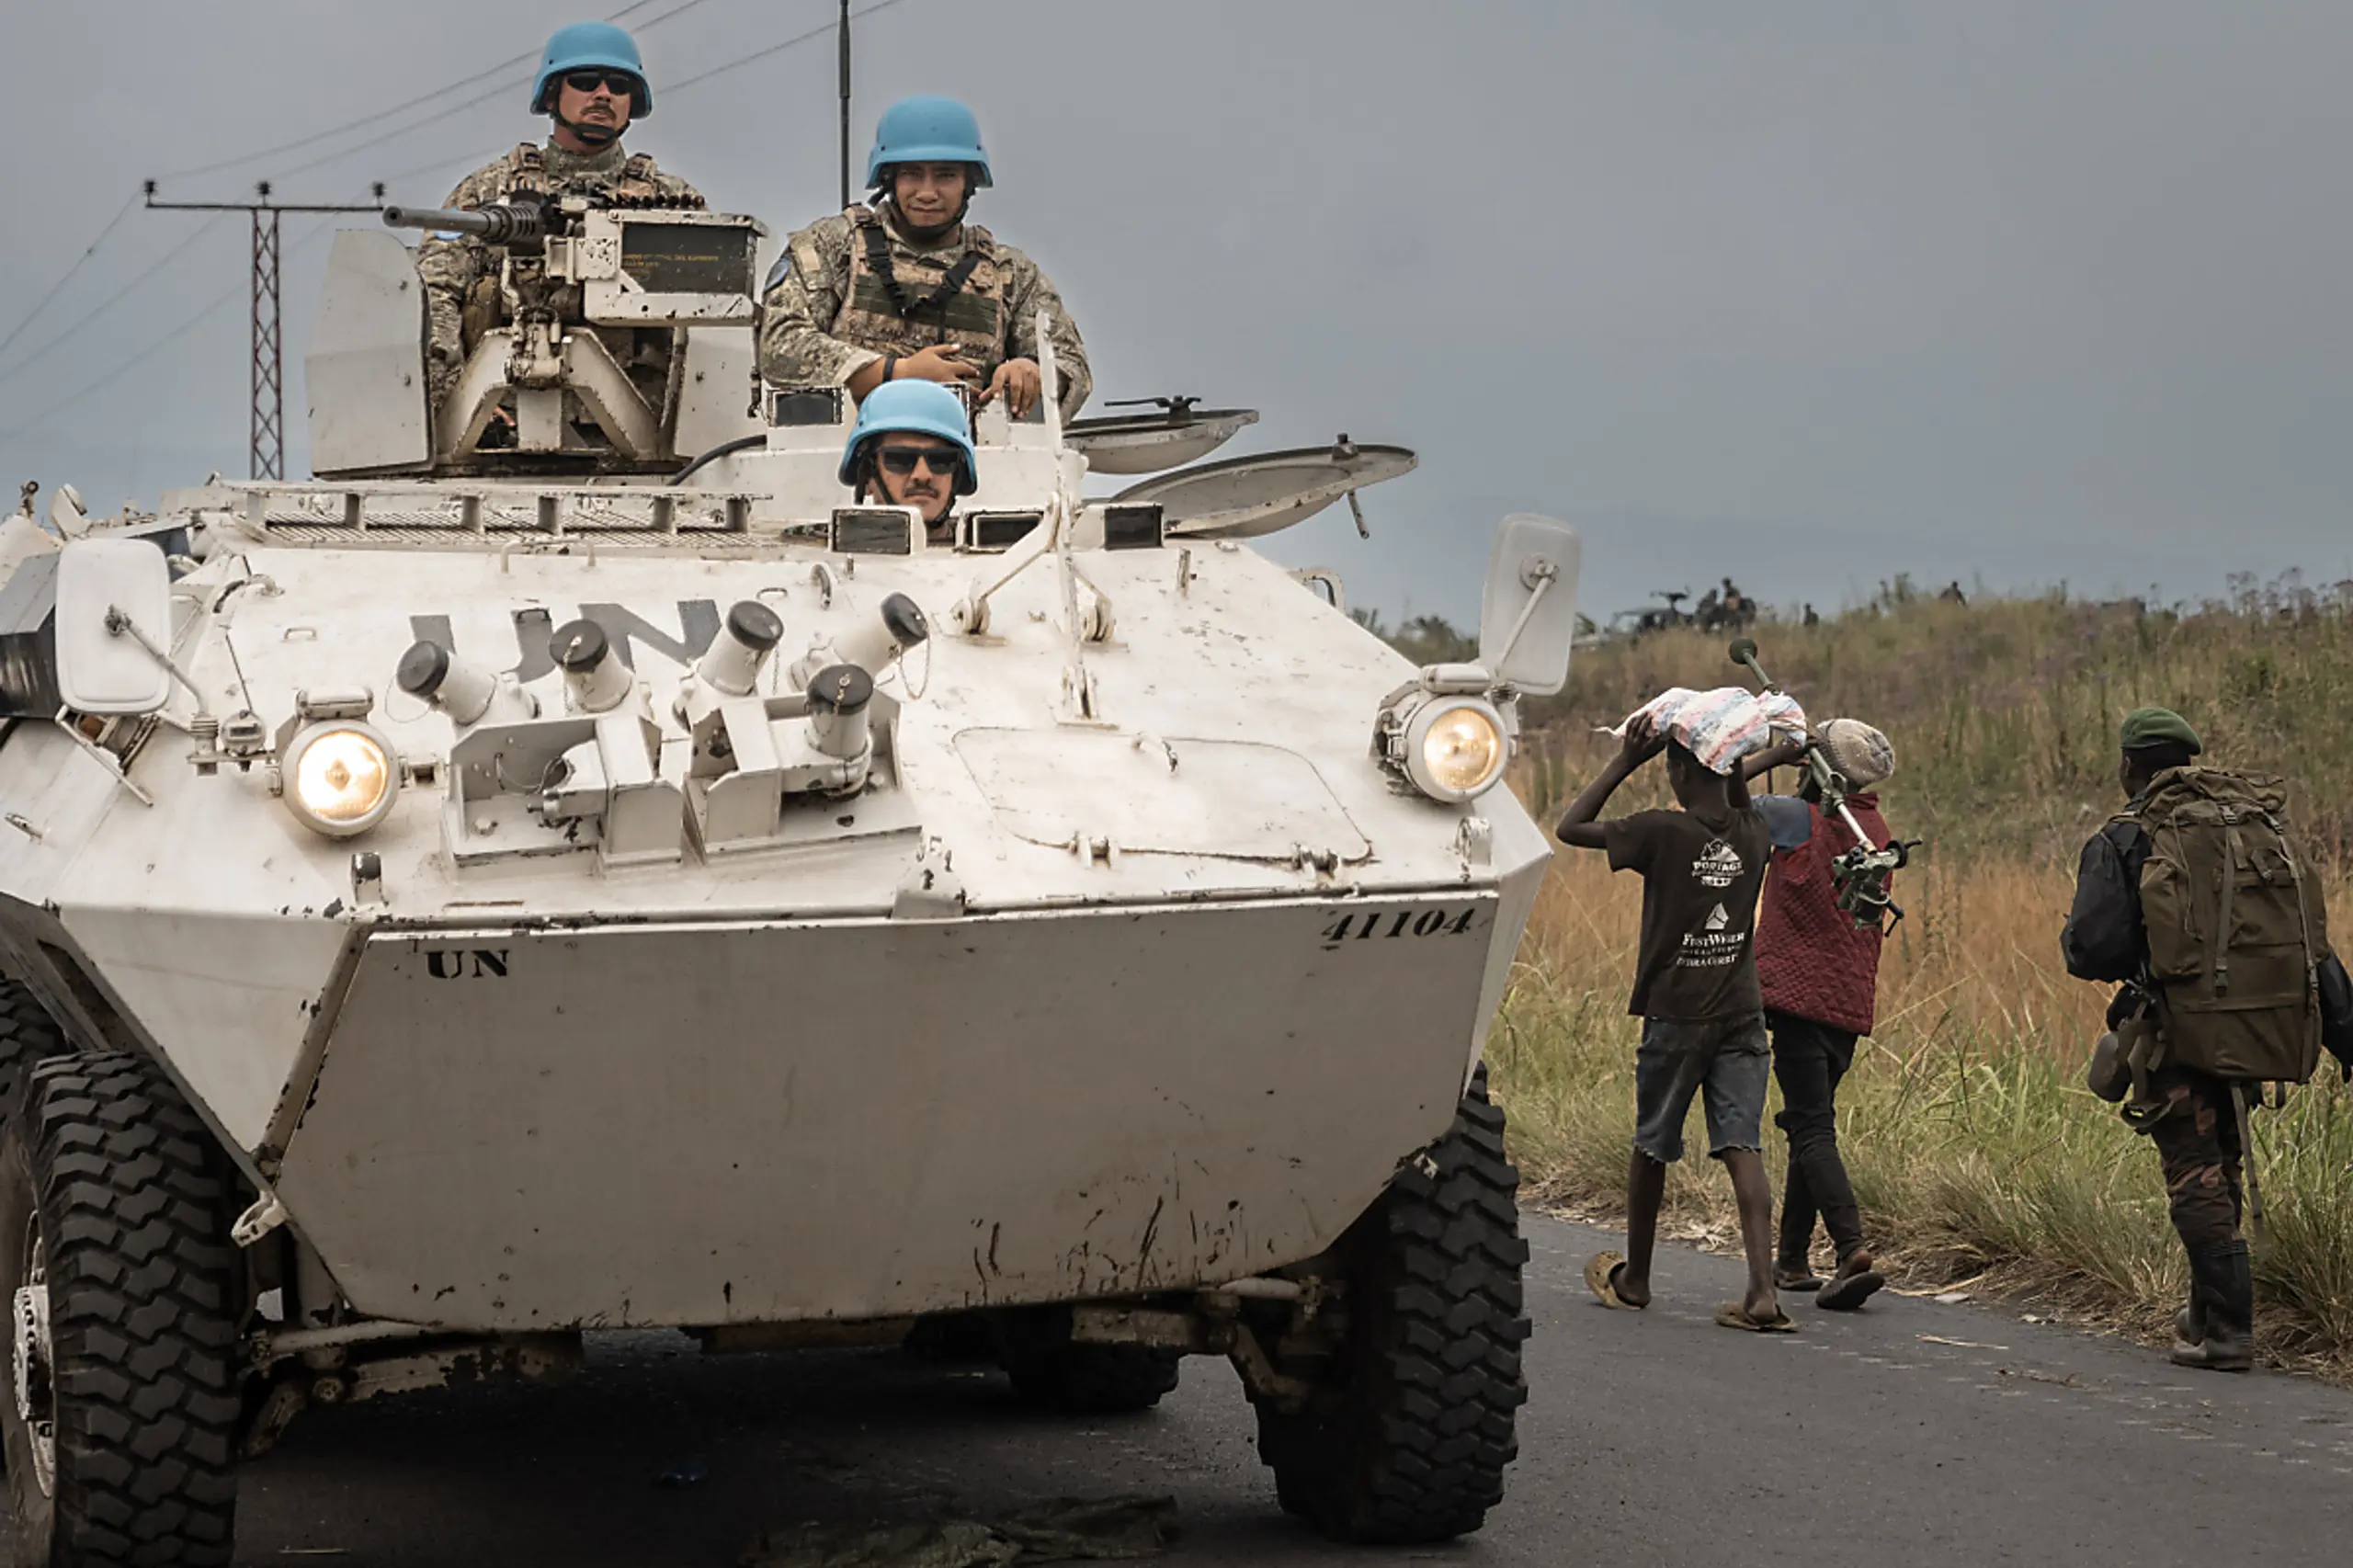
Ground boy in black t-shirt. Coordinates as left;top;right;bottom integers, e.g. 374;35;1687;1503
1557;712;1790;1331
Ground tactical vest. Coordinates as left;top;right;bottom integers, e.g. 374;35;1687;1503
829;205;1006;368
501;142;669;202
2124;767;2327;1085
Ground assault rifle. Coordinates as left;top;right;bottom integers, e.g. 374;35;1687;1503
1729;637;1921;932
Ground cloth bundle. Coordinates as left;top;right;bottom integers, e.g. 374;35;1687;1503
1608;686;1809;775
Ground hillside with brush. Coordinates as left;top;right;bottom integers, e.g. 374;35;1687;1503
1465;578;2353;1369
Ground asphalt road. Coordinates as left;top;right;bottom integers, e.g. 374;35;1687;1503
225;1213;2353;1567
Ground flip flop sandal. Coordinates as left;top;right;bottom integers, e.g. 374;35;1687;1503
1584;1250;1643;1310
1716;1301;1798;1333
1815;1267;1887;1312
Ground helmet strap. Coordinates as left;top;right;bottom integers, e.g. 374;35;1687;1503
553;108;623;150
878;178;972;244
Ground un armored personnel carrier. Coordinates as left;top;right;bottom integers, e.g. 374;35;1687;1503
0;200;1580;1562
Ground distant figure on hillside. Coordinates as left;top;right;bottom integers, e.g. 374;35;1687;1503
2062;708;2353;1372
1743;721;1901;1312
1939;581;1968;607
1802;603;1821;628
1556;708;1790;1333
1699;576;1758;632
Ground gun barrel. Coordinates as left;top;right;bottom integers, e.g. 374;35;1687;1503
381;204;542;244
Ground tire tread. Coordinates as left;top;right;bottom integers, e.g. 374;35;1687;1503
1255;1067;1528;1543
11;1047;240;1566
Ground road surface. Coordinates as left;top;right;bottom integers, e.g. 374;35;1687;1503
225;1214;2353;1566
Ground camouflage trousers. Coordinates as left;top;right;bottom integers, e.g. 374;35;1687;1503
2142;1063;2245;1251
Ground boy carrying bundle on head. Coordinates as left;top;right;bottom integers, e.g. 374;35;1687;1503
1556;688;1797;1332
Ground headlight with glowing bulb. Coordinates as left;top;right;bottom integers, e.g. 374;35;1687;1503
1388;693;1508;803
282;722;400;837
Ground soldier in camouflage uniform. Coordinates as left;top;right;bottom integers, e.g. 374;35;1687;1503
415;22;704;416
759;96;1089;425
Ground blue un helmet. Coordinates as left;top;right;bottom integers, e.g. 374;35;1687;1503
838;381;979;495
530;22;653;119
865;96;994;189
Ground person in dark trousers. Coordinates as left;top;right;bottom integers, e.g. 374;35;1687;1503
2062;707;2353;1371
1744;720;1899;1312
1557;711;1790;1332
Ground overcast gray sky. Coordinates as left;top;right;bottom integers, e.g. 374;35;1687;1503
4;0;2349;627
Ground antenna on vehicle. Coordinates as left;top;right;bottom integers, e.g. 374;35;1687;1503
838;0;853;210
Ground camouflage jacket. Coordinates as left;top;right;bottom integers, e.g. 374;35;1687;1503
415;141;704;406
757;201;1090;422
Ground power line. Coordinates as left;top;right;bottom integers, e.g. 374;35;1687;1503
0;219;338;447
0;193;141;364
273;0;889;194
155;0;738;187
670;0;906;94
0;266;233;446
381;145;508;195
0;214;234;391
145;189;390;481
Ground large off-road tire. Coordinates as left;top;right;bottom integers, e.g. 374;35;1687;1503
0;980;65;1121
0;1052;243;1566
1252;1068;1529;1543
997;1308;1182;1415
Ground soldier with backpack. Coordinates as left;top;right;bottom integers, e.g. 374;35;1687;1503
2063;708;2353;1372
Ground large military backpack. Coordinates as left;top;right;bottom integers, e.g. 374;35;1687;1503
2130;767;2328;1085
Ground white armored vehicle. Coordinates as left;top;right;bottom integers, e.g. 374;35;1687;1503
0;200;1579;1562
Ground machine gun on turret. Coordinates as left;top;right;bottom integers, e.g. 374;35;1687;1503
1729;637;1921;932
382;201;552;246
312;199;769;478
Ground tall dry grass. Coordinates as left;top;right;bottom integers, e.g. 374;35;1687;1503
1488;585;2353;1363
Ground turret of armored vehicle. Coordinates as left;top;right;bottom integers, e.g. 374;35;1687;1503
0;199;1580;1562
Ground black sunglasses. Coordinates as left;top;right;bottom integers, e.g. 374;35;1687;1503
877;448;957;476
563;70;640;97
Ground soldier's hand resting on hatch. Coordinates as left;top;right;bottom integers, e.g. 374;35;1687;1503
983;358;1043;418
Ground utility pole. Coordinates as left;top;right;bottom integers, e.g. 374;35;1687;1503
838;0;853;210
144;180;384;481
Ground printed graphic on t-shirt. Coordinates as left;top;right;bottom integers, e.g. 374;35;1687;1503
1678;852;1749;973
1605;806;1769;1019
1695;838;1745;889
1678;922;1748;971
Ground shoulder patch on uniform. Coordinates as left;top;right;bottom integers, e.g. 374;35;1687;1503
762;252;796;293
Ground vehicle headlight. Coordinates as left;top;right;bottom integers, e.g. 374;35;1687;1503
1403;699;1506;802
283;722;399;837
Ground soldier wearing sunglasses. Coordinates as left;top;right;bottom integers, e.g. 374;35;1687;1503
838;381;979;546
415;21;705;417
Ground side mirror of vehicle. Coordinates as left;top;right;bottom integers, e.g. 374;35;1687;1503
1477;513;1580;696
53;537;172;714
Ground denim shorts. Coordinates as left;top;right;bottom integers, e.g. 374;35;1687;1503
1632;1012;1771;1164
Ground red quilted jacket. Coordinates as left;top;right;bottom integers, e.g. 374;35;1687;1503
1755;793;1891;1035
